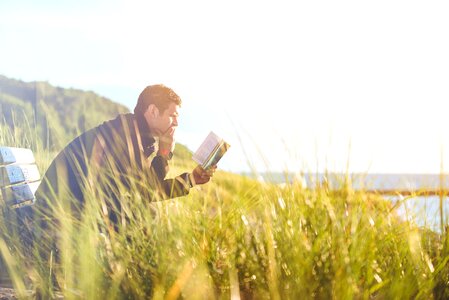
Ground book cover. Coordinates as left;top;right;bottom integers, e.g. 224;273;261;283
192;132;230;169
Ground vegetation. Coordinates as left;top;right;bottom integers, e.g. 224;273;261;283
1;76;449;298
0;75;129;150
0;122;448;299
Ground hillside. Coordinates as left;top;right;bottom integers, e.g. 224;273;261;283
0;75;193;162
0;75;130;150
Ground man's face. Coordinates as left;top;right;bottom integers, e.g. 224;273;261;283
145;102;179;137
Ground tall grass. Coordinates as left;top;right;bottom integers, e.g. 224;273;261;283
1;123;449;299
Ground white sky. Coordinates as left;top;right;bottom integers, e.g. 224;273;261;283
1;0;449;174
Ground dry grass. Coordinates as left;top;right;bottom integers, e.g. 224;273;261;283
1;124;449;299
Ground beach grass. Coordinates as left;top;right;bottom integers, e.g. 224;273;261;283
1;124;449;299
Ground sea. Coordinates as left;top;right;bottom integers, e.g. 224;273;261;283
241;172;449;233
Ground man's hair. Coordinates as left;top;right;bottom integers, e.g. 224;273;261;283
134;84;182;115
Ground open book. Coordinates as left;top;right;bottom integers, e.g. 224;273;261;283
192;132;230;170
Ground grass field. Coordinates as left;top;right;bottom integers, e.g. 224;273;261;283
1;124;449;299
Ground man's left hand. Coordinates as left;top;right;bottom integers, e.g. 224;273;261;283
191;165;217;185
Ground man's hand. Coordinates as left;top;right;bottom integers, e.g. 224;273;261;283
158;127;175;158
190;165;217;186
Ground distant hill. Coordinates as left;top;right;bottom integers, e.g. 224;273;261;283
0;75;194;164
0;75;130;150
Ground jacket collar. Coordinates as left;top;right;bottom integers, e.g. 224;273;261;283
135;113;156;158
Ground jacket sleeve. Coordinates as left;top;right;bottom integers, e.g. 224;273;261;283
149;155;192;200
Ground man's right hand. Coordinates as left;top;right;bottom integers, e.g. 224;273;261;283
158;127;175;158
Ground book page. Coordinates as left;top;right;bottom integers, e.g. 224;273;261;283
203;141;231;169
192;132;222;165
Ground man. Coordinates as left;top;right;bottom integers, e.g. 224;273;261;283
32;84;216;228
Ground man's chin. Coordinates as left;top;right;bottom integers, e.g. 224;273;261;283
163;127;175;136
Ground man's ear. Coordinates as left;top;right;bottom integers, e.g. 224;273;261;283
147;104;160;118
